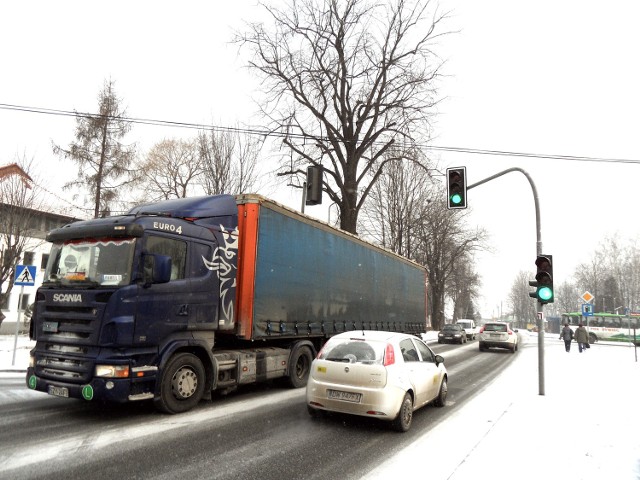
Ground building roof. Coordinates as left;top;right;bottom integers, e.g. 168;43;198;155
0;163;33;187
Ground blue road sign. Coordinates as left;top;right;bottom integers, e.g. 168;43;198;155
15;265;37;286
581;303;594;316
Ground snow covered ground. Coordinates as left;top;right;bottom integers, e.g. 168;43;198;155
2;331;639;479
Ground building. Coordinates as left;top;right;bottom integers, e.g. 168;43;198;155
0;163;80;334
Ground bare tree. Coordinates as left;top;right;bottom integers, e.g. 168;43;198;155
198;128;262;195
555;281;581;314
53;79;136;218
136;138;203;201
507;271;537;328
0;158;44;314
360;153;432;259
238;0;447;233
361;158;484;329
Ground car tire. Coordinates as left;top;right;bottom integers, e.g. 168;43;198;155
392;393;413;432
479;343;486;352
433;376;448;407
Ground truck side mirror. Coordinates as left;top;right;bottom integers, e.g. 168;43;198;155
142;254;172;285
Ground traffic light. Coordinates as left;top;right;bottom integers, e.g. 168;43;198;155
446;167;467;209
305;165;323;206
529;254;554;304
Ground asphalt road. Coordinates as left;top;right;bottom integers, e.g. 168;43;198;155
0;335;526;480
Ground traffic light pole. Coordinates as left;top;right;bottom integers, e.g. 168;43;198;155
468;167;546;395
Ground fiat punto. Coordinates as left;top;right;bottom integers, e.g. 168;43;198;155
306;330;448;432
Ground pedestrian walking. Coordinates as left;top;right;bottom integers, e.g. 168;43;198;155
560;323;573;352
574;322;590;353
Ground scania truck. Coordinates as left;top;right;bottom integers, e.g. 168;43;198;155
26;194;427;413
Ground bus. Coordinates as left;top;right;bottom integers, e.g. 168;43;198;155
561;312;640;345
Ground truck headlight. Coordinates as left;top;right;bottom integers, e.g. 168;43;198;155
95;365;130;378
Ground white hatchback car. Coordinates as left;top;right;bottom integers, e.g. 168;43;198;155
306;330;448;432
478;322;519;353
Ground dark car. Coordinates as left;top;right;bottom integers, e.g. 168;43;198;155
438;324;467;344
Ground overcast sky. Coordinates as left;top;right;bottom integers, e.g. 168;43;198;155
1;0;638;319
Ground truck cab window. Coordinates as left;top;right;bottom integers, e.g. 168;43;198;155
146;236;187;281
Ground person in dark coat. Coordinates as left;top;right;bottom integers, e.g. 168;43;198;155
559;323;573;352
574;322;590;353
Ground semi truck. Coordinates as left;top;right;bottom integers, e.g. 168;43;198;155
26;194;427;413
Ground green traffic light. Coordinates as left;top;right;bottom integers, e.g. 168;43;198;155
537;286;553;302
450;193;462;205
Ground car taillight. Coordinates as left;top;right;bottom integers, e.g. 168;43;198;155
383;343;395;366
508;330;513;335
479;326;485;333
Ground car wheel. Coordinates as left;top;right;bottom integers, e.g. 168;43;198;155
392;393;413;432
479;343;486;352
438;339;442;344
433;377;448;407
155;353;206;414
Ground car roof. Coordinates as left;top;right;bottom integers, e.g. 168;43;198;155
328;330;419;342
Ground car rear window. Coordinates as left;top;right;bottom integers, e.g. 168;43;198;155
319;338;384;364
484;324;507;332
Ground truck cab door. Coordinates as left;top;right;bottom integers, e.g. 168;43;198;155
133;234;190;345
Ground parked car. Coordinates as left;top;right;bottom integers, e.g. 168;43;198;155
306;330;448;432
438;324;467;344
478;322;519;353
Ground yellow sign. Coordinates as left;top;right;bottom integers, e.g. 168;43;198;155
581;291;594;303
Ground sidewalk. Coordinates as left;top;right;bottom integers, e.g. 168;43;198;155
366;333;640;480
0;334;34;372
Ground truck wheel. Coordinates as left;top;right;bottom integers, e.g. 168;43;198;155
287;346;313;388
155;353;206;414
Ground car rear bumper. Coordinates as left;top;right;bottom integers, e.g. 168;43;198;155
306;380;405;419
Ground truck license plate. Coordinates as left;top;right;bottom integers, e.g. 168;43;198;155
328;389;362;403
48;385;69;398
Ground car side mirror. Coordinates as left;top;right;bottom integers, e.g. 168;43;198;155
435;354;445;366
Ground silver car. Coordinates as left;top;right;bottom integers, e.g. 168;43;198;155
478;322;519;353
306;330;448;432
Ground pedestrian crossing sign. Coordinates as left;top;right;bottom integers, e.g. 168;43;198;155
15;265;37;286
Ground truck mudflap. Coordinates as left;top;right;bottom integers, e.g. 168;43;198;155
26;366;157;403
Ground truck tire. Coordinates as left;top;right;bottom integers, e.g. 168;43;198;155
287;345;313;388
155;353;206;414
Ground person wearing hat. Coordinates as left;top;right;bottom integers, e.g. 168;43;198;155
574;322;590;353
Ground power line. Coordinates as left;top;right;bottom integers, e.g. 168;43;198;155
1;102;639;164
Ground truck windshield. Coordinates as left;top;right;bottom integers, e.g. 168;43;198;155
44;238;136;287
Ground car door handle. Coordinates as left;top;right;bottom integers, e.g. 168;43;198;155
178;304;189;316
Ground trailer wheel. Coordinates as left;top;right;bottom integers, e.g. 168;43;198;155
155;353;205;414
287;346;313;388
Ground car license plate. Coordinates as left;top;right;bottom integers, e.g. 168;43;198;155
328;389;362;403
48;385;69;398
490;333;501;337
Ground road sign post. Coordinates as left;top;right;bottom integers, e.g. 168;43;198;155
12;265;36;365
